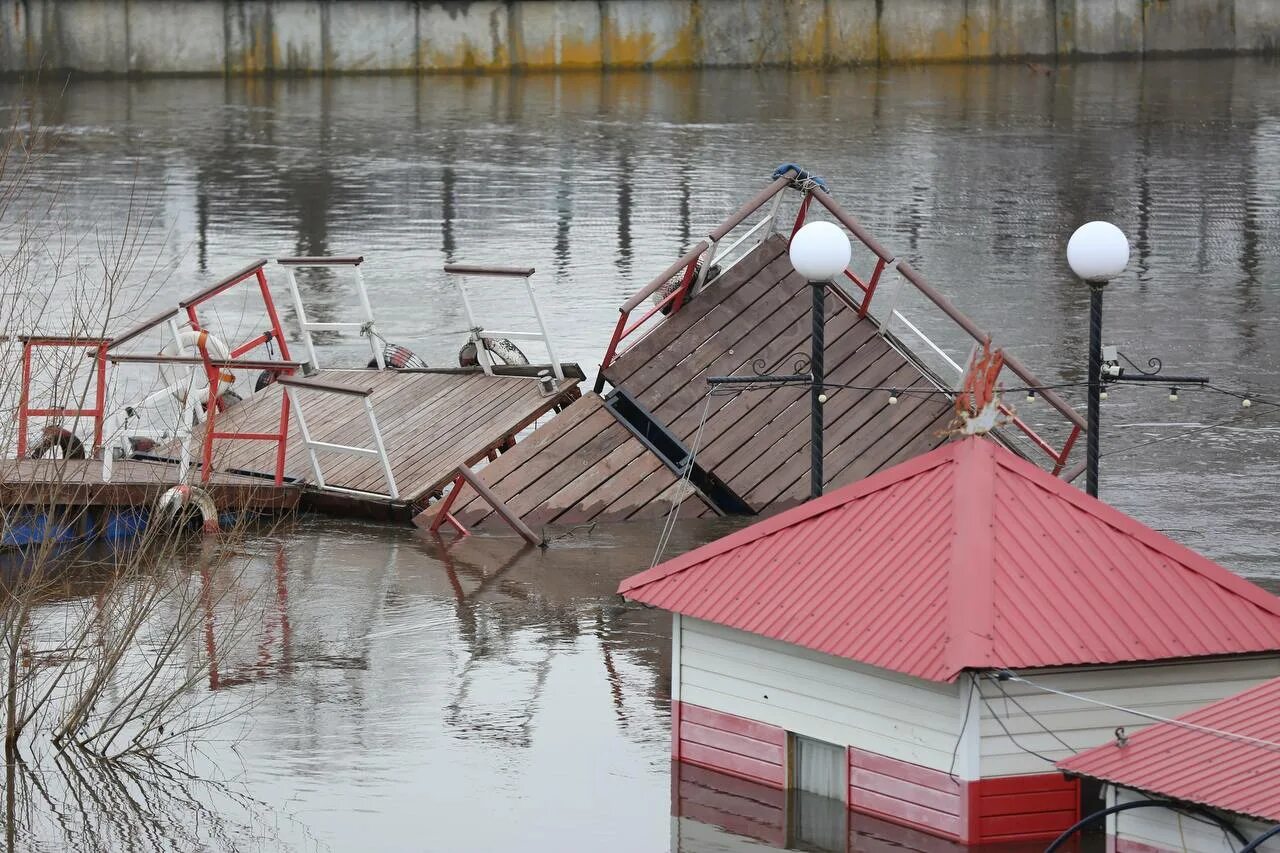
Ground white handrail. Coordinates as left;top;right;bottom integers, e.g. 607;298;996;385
283;384;399;500
446;267;565;382
279;259;383;371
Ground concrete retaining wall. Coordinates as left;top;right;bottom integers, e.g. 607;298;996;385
1;0;1278;77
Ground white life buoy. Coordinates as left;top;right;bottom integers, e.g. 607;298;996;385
159;327;236;405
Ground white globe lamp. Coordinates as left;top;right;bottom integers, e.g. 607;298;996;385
790;221;852;281
1067;221;1129;284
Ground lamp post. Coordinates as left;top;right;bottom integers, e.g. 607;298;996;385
1066;221;1130;498
789;221;852;499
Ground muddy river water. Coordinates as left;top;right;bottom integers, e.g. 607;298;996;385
3;57;1280;851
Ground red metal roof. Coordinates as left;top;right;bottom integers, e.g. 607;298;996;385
619;436;1280;682
1058;676;1280;821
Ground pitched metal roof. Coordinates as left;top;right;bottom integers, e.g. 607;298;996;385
619;436;1280;682
1058;676;1280;821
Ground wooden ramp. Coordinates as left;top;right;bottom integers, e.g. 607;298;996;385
423;235;953;531
442;391;714;529
0;458;298;512
194;366;581;517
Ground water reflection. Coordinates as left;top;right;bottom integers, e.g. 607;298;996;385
5;58;1280;849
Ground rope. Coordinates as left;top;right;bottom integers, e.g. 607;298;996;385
650;391;714;570
772;163;828;194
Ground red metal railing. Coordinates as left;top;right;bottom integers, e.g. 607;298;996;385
597;171;1087;476
16;336;111;457
178;260;295;485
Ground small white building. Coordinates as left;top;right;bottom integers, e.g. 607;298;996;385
620;436;1280;846
1059;675;1280;853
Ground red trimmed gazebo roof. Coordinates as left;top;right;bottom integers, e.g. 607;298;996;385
1059;676;1280;821
620;436;1280;682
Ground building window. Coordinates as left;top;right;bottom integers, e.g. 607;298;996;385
790;735;847;851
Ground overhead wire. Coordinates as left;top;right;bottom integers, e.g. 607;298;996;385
999;671;1280;755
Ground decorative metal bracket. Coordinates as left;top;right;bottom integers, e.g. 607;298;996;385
1104;347;1208;387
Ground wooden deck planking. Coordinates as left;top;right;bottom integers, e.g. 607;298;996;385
617;255;797;405
450;234;963;529
438;392;712;529
0;459;299;511
745;373;950;508
603;237;788;388
704;334;908;489
449;398;617;523
192;368;577;508
653;291;869;464
681;315;875;473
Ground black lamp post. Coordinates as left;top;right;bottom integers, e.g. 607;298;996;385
1066;221;1130;498
789;221;852;500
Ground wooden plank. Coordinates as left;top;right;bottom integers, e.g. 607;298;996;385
734;354;929;506
394;379;558;495
376;378;552;497
452;402;617;524
684;314;874;473
618;253;797;404
749;372;944;508
638;267;811;421
702;322;893;486
656;293;868;456
534;427;653;523
443;393;606;522
468;406;620;525
604;236;787;387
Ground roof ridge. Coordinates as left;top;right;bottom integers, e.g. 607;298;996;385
990;450;1280;621
945;437;997;677
618;439;958;595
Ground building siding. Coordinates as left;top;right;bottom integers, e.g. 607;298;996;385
676;702;788;787
1108;787;1280;853
978;656;1280;777
680;618;965;773
848;747;966;840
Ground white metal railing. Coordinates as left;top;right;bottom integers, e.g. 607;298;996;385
278;256;384;371
280;375;399;500
443;264;564;382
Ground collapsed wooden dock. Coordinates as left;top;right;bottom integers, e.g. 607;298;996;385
4;256;581;538
423;171;1086;533
191;365;581;519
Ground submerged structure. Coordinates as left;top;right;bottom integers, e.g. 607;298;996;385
423;170;1085;533
620;435;1280;845
7;165;1084;544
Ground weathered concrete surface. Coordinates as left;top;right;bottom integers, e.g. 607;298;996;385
511;0;602;68
698;0;789;67
128;1;225;74
968;0;1057;59
1144;0;1235;54
827;0;879;65
879;0;969;62
1056;0;1144;55
2;0;1279;77
419;1;509;71
1236;0;1280;53
327;2;418;71
600;1;694;68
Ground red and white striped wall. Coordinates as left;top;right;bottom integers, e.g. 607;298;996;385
672;701;1079;845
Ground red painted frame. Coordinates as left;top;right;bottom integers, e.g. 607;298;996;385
16;337;111;457
181;265;295;485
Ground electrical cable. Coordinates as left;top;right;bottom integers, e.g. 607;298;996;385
986;674;1078;755
999;671;1280;754
979;692;1056;765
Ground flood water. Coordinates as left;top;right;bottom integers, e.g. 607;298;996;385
4;57;1280;850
